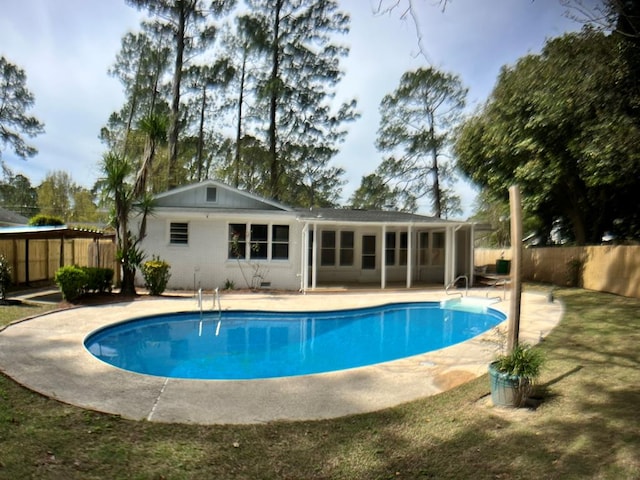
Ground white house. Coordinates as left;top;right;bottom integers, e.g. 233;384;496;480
134;180;477;292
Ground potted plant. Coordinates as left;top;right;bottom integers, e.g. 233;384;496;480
488;343;545;407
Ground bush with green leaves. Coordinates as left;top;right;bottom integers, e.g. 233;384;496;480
28;214;64;226
494;343;545;379
82;267;114;293
54;265;88;302
140;256;171;296
0;254;12;301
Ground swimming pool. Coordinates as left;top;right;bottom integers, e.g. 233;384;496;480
85;302;505;380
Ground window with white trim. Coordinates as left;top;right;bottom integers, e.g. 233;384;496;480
271;225;289;260
250;224;268;259
228;223;289;260
206;186;217;202
229;223;247;259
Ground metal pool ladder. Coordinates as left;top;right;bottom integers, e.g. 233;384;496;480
445;275;468;297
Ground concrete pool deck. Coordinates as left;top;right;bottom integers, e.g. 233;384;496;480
0;289;563;425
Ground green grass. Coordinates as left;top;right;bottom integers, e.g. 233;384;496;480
1;288;639;479
0;302;58;328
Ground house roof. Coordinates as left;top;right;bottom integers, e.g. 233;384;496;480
149;180;474;227
0;207;29;226
295;208;464;225
154;179;292;211
0;225;114;240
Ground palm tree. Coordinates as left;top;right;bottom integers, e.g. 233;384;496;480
133;114;167;197
100;152;146;295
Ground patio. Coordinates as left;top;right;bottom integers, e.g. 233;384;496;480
0;289;562;424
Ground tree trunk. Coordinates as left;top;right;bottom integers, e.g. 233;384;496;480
429;113;442;218
167;3;187;189
196;84;207;182
234;47;247;189
268;0;282;200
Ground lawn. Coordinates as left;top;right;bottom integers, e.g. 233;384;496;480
0;288;639;479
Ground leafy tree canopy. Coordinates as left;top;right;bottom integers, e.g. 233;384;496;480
0;165;38;217
455;28;640;244
362;67;466;217
0;57;44;162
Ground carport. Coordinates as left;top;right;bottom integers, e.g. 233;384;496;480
0;225;115;285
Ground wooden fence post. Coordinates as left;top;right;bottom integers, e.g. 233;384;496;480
507;185;523;352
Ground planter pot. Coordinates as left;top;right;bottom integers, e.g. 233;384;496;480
488;362;530;407
495;259;511;275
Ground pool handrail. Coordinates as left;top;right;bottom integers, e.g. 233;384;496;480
445;275;468;297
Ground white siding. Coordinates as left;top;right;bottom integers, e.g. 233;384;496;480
137;213;302;291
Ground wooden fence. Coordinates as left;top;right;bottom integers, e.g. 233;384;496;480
0;238;118;286
475;246;640;299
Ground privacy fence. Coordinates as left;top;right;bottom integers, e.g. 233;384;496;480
0;238;118;286
475;245;640;299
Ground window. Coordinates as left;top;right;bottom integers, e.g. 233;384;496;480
399;232;408;266
228;223;290;260
431;231;445;266
339;231;354;266
385;232;396;266
169;222;188;245
206;186;217;202
229;224;246;259
320;231;336;266
250;224;268;259
362;235;376;270
272;225;289;260
418;231;445;266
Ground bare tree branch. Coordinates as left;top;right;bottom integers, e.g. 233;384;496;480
371;0;450;62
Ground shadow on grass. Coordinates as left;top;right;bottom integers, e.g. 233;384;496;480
0;287;639;479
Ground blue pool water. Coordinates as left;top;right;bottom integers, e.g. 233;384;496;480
84;302;505;380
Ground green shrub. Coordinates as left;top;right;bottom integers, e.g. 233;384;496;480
82;267;114;293
140;256;171;296
28;214;64;226
0;254;12;301
54;265;88;302
494;343;545;379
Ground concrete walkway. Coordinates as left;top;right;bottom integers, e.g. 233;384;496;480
0;289;563;425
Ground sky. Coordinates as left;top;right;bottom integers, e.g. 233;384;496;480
0;0;588;218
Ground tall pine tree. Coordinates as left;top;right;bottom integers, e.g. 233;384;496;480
244;0;358;206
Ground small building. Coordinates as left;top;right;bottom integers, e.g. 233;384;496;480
134;180;478;292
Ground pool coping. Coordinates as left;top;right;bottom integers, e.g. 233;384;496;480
0;290;563;425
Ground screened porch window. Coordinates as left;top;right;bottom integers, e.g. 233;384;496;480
362;235;376;270
320;231;336;266
339;231;354;266
385;231;396;266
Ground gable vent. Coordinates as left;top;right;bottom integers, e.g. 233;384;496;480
206;187;217;202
